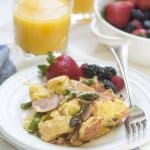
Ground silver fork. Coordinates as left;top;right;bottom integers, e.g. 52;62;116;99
111;45;147;137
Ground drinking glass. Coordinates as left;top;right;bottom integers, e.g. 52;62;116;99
13;0;73;55
72;0;94;24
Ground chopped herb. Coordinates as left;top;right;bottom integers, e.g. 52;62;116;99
66;91;78;101
21;101;32;110
38;65;48;76
82;79;94;86
65;89;71;95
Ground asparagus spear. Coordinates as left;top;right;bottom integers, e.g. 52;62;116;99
21;101;32;110
28;117;41;133
70;102;89;127
27;113;45;133
82;79;94;86
78;92;99;101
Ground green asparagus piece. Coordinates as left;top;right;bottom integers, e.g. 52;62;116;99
28;117;41;133
21;101;32;110
70;102;89;127
82;79;94;86
27;112;45;133
78;92;100;101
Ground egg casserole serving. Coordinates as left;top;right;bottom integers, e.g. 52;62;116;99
21;75;128;146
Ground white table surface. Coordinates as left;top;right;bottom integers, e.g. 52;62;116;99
0;0;150;150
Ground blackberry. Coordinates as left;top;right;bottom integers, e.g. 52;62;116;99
103;79;117;93
103;66;117;80
82;64;99;78
97;67;106;81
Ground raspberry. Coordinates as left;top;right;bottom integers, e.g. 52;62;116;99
46;55;81;80
111;76;125;91
103;79;117;93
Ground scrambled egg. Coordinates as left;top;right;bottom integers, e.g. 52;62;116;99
47;75;69;95
58;99;81;116
93;100;128;127
29;85;49;101
23;75;128;145
38;115;73;141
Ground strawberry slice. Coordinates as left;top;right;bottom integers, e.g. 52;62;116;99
46;55;81;80
105;1;134;28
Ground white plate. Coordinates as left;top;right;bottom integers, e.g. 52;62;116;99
0;57;150;150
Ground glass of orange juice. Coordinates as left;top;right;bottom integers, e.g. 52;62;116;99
72;0;94;23
13;0;73;55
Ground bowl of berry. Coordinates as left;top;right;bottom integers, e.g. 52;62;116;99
92;0;150;66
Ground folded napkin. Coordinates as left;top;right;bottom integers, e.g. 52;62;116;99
0;45;17;84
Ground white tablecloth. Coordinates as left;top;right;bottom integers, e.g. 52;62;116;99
0;0;150;149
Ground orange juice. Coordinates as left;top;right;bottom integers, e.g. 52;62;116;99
73;0;94;14
14;0;71;55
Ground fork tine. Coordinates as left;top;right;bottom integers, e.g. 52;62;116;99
141;119;147;131
130;123;138;137
136;122;143;135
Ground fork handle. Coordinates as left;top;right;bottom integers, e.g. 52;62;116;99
111;45;133;107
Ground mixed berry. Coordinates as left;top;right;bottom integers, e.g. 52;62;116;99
104;0;150;38
38;53;125;93
81;64;124;93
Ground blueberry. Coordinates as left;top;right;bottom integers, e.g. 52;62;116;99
103;79;117;93
124;22;136;33
147;30;150;38
131;9;145;21
143;20;150;29
144;10;150;20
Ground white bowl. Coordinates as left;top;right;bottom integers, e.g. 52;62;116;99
93;0;150;66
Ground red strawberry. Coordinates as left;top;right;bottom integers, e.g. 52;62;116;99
80;63;88;77
46;55;81;80
131;19;143;29
132;28;147;37
111;76;125;91
123;0;138;6
137;0;150;10
105;1;134;28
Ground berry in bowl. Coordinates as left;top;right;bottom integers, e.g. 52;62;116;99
93;0;150;66
105;0;150;38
